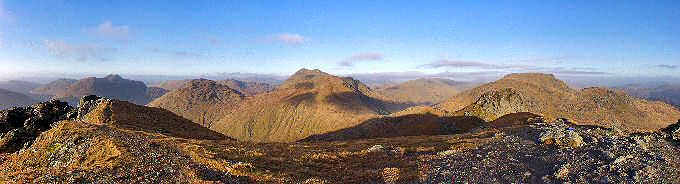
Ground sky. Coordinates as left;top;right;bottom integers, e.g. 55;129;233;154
0;0;679;82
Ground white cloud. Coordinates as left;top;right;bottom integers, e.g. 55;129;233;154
346;71;501;83
419;58;610;76
87;21;130;40
258;33;306;45
419;59;535;70
44;39;117;62
659;64;678;69
338;52;383;67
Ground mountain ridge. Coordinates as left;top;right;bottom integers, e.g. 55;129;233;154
438;73;680;132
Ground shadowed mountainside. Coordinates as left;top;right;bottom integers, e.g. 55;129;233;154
437;73;680;132
150;79;274;96
148;79;244;127
0;80;50;101
301;113;485;142
0;89;36;110
0;80;41;96
49;75;151;106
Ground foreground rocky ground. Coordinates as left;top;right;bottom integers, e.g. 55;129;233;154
1;97;679;183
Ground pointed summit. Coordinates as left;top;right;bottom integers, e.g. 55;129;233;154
104;74;124;81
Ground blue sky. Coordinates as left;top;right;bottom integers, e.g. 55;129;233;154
0;0;679;80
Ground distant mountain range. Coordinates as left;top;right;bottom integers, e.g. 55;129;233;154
0;88;36;110
150;79;275;96
614;83;680;110
375;78;475;106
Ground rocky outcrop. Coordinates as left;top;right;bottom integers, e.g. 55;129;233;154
0;100;73;153
455;88;536;121
663;120;680;141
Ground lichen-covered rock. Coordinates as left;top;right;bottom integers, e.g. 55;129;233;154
367;145;386;153
670;120;680;141
538;119;584;148
457;88;536;121
0;100;73;153
77;95;105;119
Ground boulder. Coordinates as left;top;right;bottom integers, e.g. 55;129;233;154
538;119;585;148
666;120;680;141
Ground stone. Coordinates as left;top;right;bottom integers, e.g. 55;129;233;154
367;145;385;153
554;163;570;180
539;120;585;148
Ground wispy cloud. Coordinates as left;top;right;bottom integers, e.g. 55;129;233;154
658;64;678;69
419;59;535;70
347;71;501;83
258;33;306;45
338;52;383;67
44;39;117;62
86;21;130;40
419;58;609;76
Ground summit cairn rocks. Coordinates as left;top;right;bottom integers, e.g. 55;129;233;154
538;118;585;148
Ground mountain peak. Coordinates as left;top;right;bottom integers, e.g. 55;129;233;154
104;74;123;81
291;68;328;78
502;73;556;81
148;79;244;127
497;73;569;90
